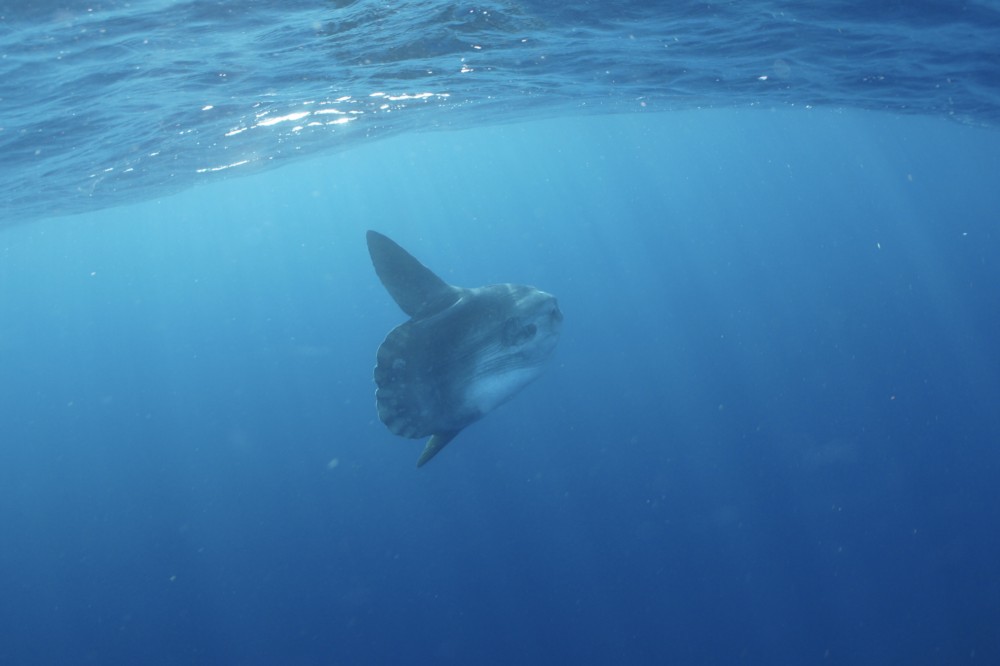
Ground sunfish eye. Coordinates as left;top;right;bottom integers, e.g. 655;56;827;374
503;317;537;346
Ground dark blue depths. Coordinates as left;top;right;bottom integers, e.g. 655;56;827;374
1;109;999;665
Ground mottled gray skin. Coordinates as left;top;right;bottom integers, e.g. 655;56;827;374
366;230;562;467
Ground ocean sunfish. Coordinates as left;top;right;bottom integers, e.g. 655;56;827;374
366;230;562;467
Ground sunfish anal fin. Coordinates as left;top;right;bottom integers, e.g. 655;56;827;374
417;431;461;467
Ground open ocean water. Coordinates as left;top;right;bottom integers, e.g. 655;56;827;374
2;2;1000;665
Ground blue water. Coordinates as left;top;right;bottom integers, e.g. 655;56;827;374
3;3;1000;665
3;1;1000;222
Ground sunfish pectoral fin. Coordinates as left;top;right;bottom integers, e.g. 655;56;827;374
416;430;461;467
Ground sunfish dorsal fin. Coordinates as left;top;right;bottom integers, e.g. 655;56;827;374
416;431;461;467
367;230;460;318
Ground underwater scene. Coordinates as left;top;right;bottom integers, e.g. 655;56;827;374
2;2;999;664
